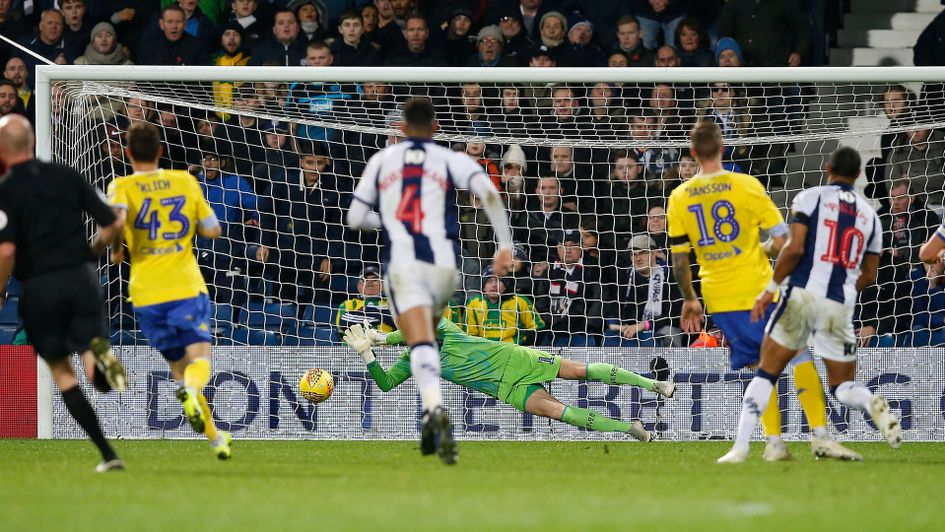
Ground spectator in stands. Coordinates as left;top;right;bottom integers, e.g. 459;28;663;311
75;22;132;65
60;0;90;60
465;266;544;345
16;9;69;77
222;91;267;182
228;0;265;52
174;0;218;51
493;85;533;137
696;82;751;164
467;24;516;67
630;110;680;182
390;0;411;21
514;0;550;39
907;259;945;346
0;0;29;68
714;36;742;67
384;13;445;67
519;175;579;269
451;82;490;134
674;151;699;182
547;144;589;212
465;139;501;189
251;120;299;194
646;203;668;257
674;17;712;67
264;139;339;305
365;0;404;61
914;7;945;118
123;97;155;126
541;84;591;139
249;8;306;66
210;22;250;117
716;0;809;66
889;116;945;203
607;50;629;67
0;79;17;118
289;0;326;43
866;84;917;206
3;57;32;122
632;0;690;50
286;40;351;143
532;11;566;61
91;121;130;184
496;5;532;64
653;44;680;67
560;10;603;67
613;15;653;67
330;11;378;66
442;9;476;67
156;103;200;168
500;143;528;211
596;149;650;250
606;234;683;347
137;5;209;65
335;265;396;335
535;228;604;346
587;82;627;140
649;83;688;141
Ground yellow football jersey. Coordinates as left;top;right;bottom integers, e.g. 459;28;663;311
667;170;784;313
107;169;217;307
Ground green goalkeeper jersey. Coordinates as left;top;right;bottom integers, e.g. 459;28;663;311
366;318;546;399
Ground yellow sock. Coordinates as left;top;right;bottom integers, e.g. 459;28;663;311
760;386;782;438
197;392;218;442
184;358;212;390
793;360;828;431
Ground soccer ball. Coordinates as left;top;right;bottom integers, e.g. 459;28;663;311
299;368;334;403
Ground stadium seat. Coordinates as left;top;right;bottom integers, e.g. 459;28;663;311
211;304;235;343
245;302;298;335
0;326;16;344
110;329;149;346
0;297;18;326
231;326;279;346
295;326;318;347
314;326;339;344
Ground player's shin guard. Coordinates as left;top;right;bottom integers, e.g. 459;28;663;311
793;360;828;434
759;387;782;438
586;362;655;391
560;406;631;432
62;385;117;462
831;381;872;412
409;342;443;411
735;370;779;450
196;392;218;441
184;358;212;391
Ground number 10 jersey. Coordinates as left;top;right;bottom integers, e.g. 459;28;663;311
667;170;785;313
108;169;218;306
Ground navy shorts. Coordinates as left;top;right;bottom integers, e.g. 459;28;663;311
711;305;774;370
134;293;212;361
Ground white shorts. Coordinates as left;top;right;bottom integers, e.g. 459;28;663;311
384;261;460;318
766;286;857;362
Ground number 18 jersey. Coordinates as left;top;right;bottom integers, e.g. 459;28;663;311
667;170;785;313
107;169;217;306
786;183;882;307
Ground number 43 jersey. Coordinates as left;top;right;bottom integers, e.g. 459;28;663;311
667;170;785;313
108;169;218;306
787;183;882;307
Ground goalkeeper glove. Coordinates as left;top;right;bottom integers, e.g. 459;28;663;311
343;324;376;364
362;320;388;345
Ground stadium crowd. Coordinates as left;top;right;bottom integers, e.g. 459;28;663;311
2;0;945;349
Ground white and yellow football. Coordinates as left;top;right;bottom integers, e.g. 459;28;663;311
299;368;334;403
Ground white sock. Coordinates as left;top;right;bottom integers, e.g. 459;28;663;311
734;376;775;451
410;343;443;411
834;381;872;413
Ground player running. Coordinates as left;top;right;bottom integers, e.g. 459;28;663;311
0;115;127;473
668;121;857;461
343;319;675;440
718;147;902;463
106;121;232;460
346;98;514;464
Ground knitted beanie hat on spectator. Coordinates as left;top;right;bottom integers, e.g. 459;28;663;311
566;11;593;34
90;21;118;41
714;37;743;65
501;144;527;172
450;8;473;22
477;25;504;43
539;11;568;32
221;20;245;40
481;266;508;290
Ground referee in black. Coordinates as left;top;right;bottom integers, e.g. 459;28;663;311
0;114;128;473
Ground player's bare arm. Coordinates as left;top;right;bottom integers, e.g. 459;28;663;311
919;227;945;264
855;252;880;293
671;251;702;333
751;222;807;323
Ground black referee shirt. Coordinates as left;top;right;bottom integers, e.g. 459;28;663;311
0;160;117;281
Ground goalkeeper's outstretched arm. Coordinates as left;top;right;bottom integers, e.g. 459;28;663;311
344;324;411;392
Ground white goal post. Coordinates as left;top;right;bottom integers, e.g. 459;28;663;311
32;65;945;441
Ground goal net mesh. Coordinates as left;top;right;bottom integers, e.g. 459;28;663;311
45;71;945;441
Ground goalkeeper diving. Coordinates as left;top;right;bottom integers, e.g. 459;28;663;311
344;319;676;442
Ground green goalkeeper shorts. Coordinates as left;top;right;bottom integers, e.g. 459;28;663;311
498;348;562;412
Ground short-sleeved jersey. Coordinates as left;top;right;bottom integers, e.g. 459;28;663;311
0;160;116;281
352;138;490;269
787;183;882;306
465;295;544;344
667;170;785;312
107;169;217;307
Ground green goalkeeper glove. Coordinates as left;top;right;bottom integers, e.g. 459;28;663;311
343;324;375;364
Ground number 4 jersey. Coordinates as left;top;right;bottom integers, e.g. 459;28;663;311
786;183;882;307
667;170;785;313
107;169;218;306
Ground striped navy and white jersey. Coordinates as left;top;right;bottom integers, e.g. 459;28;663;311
352;138;489;269
787;183;882;306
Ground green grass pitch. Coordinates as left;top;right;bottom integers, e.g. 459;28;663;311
1;440;943;531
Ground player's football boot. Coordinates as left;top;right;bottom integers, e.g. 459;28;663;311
628;420;652;442
867;395;902;449
811;435;862;461
176;386;206;434
89;337;128;392
95;458;125;473
421;406;458;465
763;438;793;462
211;431;232;460
716;445;749;464
653;380;676;399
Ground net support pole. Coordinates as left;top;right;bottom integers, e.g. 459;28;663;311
32;67;54;439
